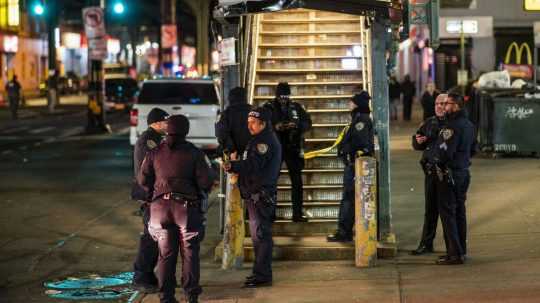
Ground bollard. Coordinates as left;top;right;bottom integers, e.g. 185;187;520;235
355;156;378;267
222;174;245;269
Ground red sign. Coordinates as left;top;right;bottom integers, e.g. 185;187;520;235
501;64;534;79
161;24;177;49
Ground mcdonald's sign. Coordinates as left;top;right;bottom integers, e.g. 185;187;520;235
502;42;534;79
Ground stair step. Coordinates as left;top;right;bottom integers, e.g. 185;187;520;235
261;19;360;24
280;168;342;173
248;236;353;261
257;68;361;73
259;31;362;35
277;184;342;190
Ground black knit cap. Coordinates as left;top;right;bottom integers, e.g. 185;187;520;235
228;87;247;104
248;107;271;123
167;114;190;137
352;91;371;113
275;82;291;97
147;107;169;125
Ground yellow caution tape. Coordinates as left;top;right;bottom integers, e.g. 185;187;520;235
303;126;349;160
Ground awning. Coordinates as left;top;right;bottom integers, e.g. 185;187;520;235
215;0;396;18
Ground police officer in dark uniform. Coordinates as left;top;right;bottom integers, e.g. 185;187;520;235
215;87;252;157
264;82;312;222
137;114;217;303
410;94;447;255
223;107;281;288
131;107;169;292
5;75;21;120
327;92;375;242
433;93;476;265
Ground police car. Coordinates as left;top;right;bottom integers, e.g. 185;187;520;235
129;78;220;153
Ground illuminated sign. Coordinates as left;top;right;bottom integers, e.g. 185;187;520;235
524;0;540;11
7;0;18;26
446;20;478;34
63;33;81;49
3;35;18;52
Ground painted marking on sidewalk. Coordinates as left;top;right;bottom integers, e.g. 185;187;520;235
1;126;30;134
29;126;56;134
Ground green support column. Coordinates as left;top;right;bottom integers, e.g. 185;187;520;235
370;18;396;257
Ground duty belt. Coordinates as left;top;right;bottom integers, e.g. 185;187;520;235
162;193;200;207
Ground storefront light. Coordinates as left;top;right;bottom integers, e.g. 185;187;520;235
3;35;18;52
107;38;121;54
55;27;60;48
151;42;159;49
63;33;81;49
8;0;19;26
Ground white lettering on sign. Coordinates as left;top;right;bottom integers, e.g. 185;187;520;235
494;144;518;152
505;106;534;120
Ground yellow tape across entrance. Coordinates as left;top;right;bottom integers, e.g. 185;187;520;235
303;126;349;160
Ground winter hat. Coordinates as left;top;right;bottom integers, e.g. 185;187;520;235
352;91;371;113
147;107;169;125
275;82;291;97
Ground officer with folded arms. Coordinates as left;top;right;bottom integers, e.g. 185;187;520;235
223;107;281;288
327;91;374;242
138;114;217;303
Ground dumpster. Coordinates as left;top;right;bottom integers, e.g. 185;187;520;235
479;89;540;155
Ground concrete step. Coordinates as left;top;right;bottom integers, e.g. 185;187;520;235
244;219;337;236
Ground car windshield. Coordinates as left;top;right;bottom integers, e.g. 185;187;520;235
105;78;138;97
138;82;218;105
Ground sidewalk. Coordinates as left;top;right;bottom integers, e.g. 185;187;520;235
140;116;540;302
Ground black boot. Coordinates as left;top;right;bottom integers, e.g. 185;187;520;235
186;294;198;303
326;231;352;242
409;244;434;255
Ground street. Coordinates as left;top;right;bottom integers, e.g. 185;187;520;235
1;102;540;302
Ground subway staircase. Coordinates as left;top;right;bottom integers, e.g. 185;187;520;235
244;9;372;261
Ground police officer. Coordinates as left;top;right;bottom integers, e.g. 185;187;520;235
264;82;312;222
138;115;217;303
410;94;447;255
215;87;252;157
223;107;281;288
5;75;21;120
434;93;476;265
327;92;375;242
131;107;169;293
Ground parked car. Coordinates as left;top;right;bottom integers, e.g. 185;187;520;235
130;78;220;154
104;77;138;111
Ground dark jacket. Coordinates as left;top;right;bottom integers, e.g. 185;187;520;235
389;80;401;100
412;115;446;166
436;110;477;170
132;127;163;200
5;80;21;99
215;102;252;155
264;98;312;153
137;138;217;202
401;80;416;99
229;126;282;199
420;91;439;120
338;108;374;165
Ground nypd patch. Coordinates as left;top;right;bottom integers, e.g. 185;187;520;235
256;143;269;154
355;122;365;131
146;140;158;149
441;128;454;140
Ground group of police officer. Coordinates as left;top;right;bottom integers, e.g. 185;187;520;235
129;81;441;302
410;92;476;265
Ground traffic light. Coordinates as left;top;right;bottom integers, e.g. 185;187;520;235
32;2;45;16
113;2;125;14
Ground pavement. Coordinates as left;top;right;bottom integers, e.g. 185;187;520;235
1;105;540;302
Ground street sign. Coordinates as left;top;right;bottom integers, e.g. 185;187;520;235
83;7;107;60
409;3;428;25
457;70;468;86
219;38;236;66
161;24;177;49
83;7;105;39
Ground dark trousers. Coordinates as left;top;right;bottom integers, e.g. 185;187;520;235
403;96;413;121
133;205;159;285
436;174;464;258
453;169;470;254
282;150;304;218
418;173;439;248
9;97;18;120
337;165;355;236
149;199;204;303
247;199;274;281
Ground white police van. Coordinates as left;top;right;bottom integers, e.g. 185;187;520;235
129;78;220;153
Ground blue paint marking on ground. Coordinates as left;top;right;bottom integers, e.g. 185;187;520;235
44;272;134;289
44;272;139;301
47;288;134;300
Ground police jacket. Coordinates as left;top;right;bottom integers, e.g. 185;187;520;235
137;137;217;202
5;80;21;98
132;127;163;200
412;115;446;165
265;99;312;152
215;102;252;155
338;108;374;164
229;126;282;199
435;109;476;170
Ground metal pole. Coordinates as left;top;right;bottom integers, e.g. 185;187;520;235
534;46;538;87
460;20;466;95
371;18;395;255
47;0;58;113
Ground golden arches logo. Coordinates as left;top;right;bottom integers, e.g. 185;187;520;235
504;42;532;65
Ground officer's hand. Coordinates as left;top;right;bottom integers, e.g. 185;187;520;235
275;122;286;131
415;135;427;144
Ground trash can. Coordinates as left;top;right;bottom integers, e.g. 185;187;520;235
479;89;540;155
